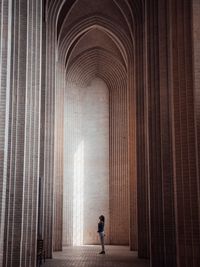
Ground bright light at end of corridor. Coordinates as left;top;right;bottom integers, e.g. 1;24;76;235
73;141;84;246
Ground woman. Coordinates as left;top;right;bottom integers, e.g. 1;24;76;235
97;215;105;254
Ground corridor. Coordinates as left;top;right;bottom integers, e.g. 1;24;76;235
44;246;149;267
1;0;200;267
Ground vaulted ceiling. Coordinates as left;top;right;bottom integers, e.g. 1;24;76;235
46;0;143;92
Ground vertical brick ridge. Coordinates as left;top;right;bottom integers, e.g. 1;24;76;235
4;1;28;266
43;23;55;258
170;0;200;266
53;61;64;251
146;1;164;265
110;80;129;245
0;0;12;265
44;1;66;255
128;53;138;251
136;6;150;259
38;0;46;247
20;1;43;266
192;0;200;258
158;0;177;265
145;0;176;265
1;1;43;266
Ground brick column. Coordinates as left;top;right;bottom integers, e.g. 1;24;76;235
192;0;200;251
38;1;46;240
170;0;200;266
0;0;12;265
1;1;43;266
53;61;64;251
128;55;138;251
136;10;150;259
146;0;176;266
110;76;129;245
43;22;55;258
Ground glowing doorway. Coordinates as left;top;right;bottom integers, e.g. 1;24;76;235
73;141;84;245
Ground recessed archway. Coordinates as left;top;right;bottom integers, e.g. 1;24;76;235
63;19;130;245
52;0;138;252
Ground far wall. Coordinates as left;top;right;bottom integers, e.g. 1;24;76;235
63;78;110;245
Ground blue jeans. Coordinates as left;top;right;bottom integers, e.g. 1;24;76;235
99;232;105;251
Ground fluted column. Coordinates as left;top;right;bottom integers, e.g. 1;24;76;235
53;62;65;251
110;80;129;245
169;0;200;266
128;54;138;251
38;2;46;240
0;0;12;265
192;0;200;242
145;0;176;266
43;16;55;258
44;0;65;255
136;11;150;258
1;1;43;266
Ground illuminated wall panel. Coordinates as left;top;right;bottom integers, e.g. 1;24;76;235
63;78;110;245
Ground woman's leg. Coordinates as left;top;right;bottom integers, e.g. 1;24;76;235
101;235;105;251
99;232;105;252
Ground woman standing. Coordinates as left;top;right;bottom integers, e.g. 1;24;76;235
97;215;105;254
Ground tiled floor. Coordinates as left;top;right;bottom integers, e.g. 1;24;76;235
43;245;150;267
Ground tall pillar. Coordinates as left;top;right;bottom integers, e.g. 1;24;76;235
145;0;200;266
136;9;150;259
43;0;65;256
146;0;176;266
1;1;43;266
53;61;64;251
0;0;12;265
128;54;138;251
192;0;200;243
38;0;46;241
43;4;57;256
110;79;129;245
170;0;200;266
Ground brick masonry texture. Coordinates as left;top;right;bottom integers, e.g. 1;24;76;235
63;79;110;246
43;246;149;267
0;1;200;267
65;39;129;245
0;1;43;266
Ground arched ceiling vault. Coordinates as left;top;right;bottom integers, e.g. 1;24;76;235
69;29;125;67
47;0;143;43
46;0;143;91
59;16;131;68
65;28;127;71
57;0;134;41
66;48;127;90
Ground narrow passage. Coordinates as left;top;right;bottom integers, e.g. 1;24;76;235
43;246;150;267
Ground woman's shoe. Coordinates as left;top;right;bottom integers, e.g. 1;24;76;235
99;251;105;254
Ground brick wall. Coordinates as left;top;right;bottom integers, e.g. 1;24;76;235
64;47;130;245
63;78;110;245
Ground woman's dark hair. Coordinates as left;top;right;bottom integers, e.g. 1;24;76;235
99;215;105;222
